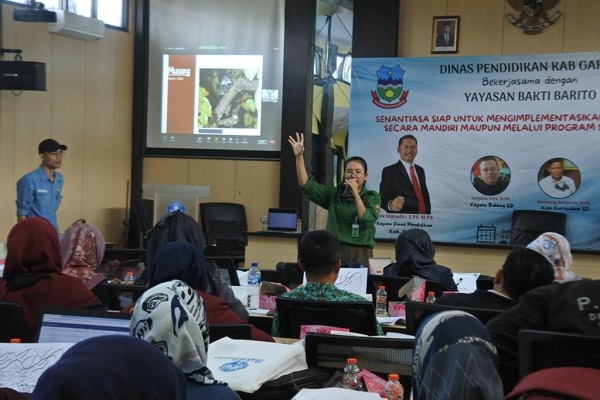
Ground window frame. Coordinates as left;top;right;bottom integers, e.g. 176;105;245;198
2;0;129;31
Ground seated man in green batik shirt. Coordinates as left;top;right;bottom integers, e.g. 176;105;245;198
271;230;383;336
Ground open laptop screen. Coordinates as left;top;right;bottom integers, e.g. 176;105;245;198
267;208;298;232
36;309;131;343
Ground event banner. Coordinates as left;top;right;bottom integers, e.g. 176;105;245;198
348;52;600;249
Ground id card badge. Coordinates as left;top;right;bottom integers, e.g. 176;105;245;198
351;220;360;238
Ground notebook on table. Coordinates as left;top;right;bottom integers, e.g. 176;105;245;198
267;208;298;232
36;308;131;343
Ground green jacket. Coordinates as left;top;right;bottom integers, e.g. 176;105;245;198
301;176;380;248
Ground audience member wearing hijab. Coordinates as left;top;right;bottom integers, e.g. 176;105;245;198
526;232;582;282
413;310;504;400
0;218;105;341
148;241;273;342
384;228;458;291
31;335;187;400
131;280;241;400
59;219;106;289
150;240;248;320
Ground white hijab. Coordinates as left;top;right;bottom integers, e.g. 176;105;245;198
130;279;222;385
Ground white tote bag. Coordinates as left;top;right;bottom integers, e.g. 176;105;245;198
207;337;308;393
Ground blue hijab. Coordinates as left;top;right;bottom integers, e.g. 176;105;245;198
413;310;504;399
32;335;187;400
149;241;210;291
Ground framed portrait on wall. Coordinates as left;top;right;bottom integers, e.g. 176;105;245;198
432;16;460;54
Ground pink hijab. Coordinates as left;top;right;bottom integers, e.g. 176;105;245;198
526;232;580;282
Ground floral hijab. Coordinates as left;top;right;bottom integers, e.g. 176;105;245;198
526;232;580;282
60;220;106;286
130;279;224;386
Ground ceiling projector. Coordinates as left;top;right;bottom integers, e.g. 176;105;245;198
13;8;57;23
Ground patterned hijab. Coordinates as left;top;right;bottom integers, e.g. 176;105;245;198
31;335;187;400
60;220;106;286
526;232;580;282
413;310;504;400
130;280;224;386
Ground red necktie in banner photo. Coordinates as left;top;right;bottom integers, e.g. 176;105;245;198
410;164;427;214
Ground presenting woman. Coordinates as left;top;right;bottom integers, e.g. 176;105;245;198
289;132;380;267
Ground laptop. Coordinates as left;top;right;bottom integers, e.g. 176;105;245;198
267;208;298;232
36;308;131;343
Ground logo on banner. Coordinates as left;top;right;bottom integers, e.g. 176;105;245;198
371;65;409;109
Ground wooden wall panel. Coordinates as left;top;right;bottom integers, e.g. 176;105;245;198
234;160;280;232
398;0;445;57
0;3;134;242
188;158;237;202
448;0;505;55
563;0;600;51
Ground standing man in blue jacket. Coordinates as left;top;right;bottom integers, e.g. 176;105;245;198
16;138;67;235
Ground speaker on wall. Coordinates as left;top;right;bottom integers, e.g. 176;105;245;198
0;61;47;91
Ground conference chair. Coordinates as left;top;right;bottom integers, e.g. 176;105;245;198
404;301;503;335
305;333;414;395
199;202;248;264
518;329;600;379
206;256;240;286
278;262;303;288
0;302;30;342
275;297;379;338
208;323;252;343
510;210;567;245
132;198;155;247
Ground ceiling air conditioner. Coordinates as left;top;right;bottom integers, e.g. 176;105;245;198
48;10;104;41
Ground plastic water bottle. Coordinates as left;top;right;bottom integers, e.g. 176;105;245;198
296;218;302;233
425;291;437;304
341;358;361;390
384;373;404;400
123;271;136;285
376;285;388;317
247;262;262;309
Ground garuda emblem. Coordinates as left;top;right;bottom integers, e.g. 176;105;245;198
506;0;562;34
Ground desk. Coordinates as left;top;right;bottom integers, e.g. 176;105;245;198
249;312;406;336
245;231;302;269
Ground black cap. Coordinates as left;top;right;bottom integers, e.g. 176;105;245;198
39;139;67;154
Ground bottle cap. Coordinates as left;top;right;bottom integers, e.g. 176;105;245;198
252;262;258;267
10;338;21;343
379;285;385;290
388;373;399;380
347;357;357;364
428;291;435;295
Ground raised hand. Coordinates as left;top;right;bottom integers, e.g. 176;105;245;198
288;132;305;157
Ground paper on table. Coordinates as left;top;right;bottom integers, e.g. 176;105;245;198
376;316;404;325
0;342;74;393
453;273;480;293
248;308;270;315
292;387;382;399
